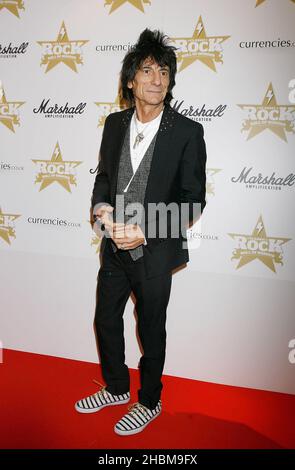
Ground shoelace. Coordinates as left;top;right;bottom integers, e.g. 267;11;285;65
127;402;150;417
92;379;110;401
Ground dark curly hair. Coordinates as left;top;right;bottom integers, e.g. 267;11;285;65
120;28;177;106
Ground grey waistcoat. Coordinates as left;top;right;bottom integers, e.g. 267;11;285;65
111;123;158;261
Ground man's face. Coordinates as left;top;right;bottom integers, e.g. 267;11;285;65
127;57;170;106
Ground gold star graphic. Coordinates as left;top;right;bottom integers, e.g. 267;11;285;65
256;0;295;5
229;215;291;273
37;22;88;73
206;169;222;196
0;207;20;245
32;142;82;193
95;94;127;127
0;0;24;18
0;84;25;132
105;0;151;14
172;16;230;73
91;233;103;253
238;83;295;141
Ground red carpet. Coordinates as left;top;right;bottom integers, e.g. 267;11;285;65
0;349;294;449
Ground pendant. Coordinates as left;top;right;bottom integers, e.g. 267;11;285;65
133;133;144;149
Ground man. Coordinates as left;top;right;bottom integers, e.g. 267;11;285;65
75;29;207;436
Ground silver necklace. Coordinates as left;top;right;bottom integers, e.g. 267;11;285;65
133;115;153;149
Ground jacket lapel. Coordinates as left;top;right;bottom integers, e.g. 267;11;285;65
110;104;177;206
144;104;177;206
110;106;134;204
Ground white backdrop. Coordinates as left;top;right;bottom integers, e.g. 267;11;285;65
1;0;294;395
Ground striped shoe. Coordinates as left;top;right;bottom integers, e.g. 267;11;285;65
114;400;162;436
75;385;130;414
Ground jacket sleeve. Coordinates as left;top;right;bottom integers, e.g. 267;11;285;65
144;123;207;249
179;123;207;223
91;115;112;211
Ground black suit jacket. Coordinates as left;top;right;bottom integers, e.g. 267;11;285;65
91;104;207;279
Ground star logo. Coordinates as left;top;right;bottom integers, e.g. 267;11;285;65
238;83;295;141
104;0;151;14
0;207;20;245
37;22;88;73
0;0;24;18
229;215;291;272
256;0;295;6
91;233;103;253
0;81;25;132
170;16;230;73
206;168;222;196
95;95;127;127
32;142;83;193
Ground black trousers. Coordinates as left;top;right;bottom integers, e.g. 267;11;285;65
94;238;172;410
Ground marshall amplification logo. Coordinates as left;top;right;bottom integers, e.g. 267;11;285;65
206;168;222;196
95;95;126;127
32;142;82;193
229;215;291;272
0;81;24;132
256;0;295;6
238;83;295;141
172;99;227;122
33;98;86;119
0;41;29;58
0;0;24;17
231;167;295;191
170;16;230;72
104;0;151;14
37;22;88;73
0;207;20;245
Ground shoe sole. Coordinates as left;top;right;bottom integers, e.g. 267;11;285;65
75;397;130;414
114;410;161;436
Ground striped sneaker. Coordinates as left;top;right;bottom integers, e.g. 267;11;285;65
75;385;130;414
114;400;162;436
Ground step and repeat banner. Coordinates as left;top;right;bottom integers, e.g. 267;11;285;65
1;0;294;394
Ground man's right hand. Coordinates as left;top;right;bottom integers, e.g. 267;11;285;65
94;204;114;232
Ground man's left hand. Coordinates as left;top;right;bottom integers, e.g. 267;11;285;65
112;223;145;250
